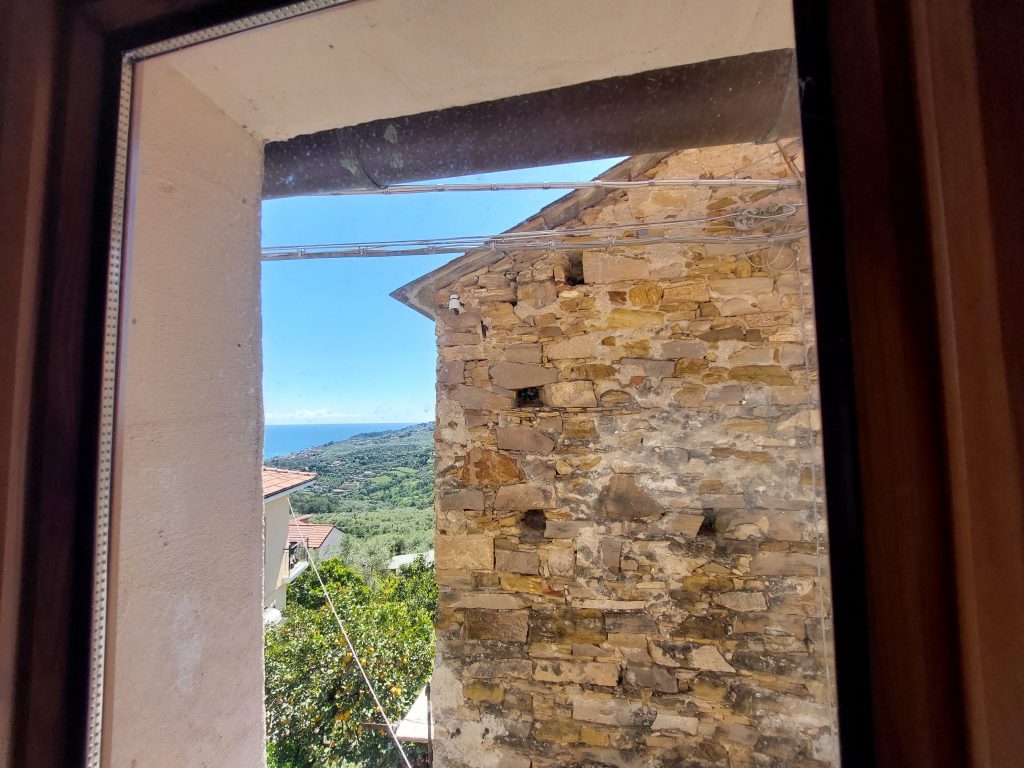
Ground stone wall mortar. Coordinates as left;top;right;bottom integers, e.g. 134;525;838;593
429;142;837;768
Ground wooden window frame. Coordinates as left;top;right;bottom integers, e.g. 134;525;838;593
2;0;1022;766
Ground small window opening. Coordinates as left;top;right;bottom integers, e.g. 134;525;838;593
520;509;546;539
515;387;542;407
564;252;585;285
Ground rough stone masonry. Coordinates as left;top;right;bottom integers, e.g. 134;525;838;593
401;141;837;768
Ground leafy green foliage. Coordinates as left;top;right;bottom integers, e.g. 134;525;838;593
269;424;434;509
266;559;437;768
267;424;435;576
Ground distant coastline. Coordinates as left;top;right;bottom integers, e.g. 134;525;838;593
263;422;416;459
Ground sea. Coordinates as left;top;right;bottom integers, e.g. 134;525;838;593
263;423;415;459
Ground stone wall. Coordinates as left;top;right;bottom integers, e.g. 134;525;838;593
428;143;837;768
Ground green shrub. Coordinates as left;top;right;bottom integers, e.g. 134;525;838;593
265;560;436;767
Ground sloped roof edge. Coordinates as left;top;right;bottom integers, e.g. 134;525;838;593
262;466;317;499
390;153;669;320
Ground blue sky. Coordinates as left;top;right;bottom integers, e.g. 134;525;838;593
260;158;620;424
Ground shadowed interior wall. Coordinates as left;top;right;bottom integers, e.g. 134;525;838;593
264;496;291;609
105;58;265;767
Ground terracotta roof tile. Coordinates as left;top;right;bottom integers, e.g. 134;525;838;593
262;466;316;498
288;520;338;550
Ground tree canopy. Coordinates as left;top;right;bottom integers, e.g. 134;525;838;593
266;559;437;768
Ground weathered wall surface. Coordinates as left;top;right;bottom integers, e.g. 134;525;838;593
107;58;266;767
429;143;837;767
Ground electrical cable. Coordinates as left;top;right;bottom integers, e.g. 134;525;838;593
319;177;802;196
262;229;808;260
286;500;414;768
261;205;804;261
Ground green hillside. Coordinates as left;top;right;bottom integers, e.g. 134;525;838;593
266;423;435;573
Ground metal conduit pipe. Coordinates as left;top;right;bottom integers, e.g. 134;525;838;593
262;49;800;199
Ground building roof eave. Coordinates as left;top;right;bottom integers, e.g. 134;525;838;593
390;152;670;320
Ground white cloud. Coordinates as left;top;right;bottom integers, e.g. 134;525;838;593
265;403;435;425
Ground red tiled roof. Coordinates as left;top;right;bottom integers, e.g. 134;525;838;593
288;520;338;550
262;466;316;498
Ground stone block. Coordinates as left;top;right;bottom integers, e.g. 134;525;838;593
597;475;663;520
463;409;491;427
657;512;704;538
450;593;529;610
627;283;663;306
496;425;556;455
651;713;699;734
743;310;794;328
606;308;665;329
709;277;774;295
662;279;710;303
529;608;606;644
733;614;806;638
460;447;523;485
600;538;623;573
438;360;465;385
716;591;769;612
436;570;473;589
727;364;795;386
493;483;555;510
729;346;775;365
533;719;581;744
439;488;485;511
442;309;483;332
620;358;675;377
579;726;610;747
477;273;511;289
463;680;505;704
505;343;542;363
626;664;678;693
698;325;746;341
673;382;708;407
686;644;735;672
435;534;493;571
576;599;647;610
518;279;558;308
658;340;707;359
582;251;651;283
605;613;657;634
535;660;620;687
706;383;745;402
445;345;490;361
750;551;820;576
439;331;484;346
716;721;759;747
546;546;576;575
464;609;529;642
465;659;533;679
571;363;617;381
563;417;598;439
673;358;710;377
545;335;595;359
571;695;647;726
599;389;634;407
711;448;773;463
500;574;556;596
541;381;598;408
544;520;589;539
452;384;512;409
489;361;559;389
495;549;540;575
